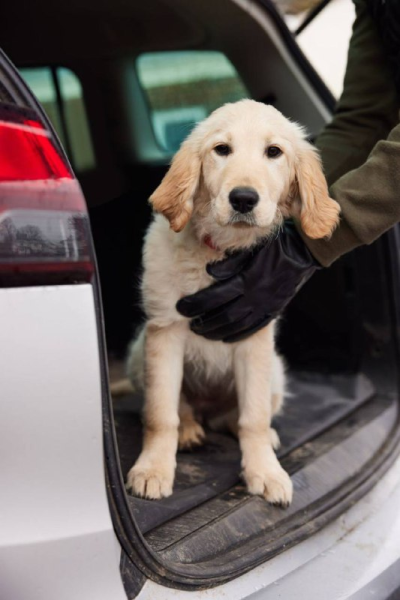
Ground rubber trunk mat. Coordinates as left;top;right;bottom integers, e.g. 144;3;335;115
113;371;374;534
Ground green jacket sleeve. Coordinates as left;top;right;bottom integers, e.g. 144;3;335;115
300;0;400;266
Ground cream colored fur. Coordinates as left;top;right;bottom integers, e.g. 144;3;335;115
121;100;340;505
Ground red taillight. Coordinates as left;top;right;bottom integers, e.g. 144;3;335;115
0;106;93;285
0;119;73;181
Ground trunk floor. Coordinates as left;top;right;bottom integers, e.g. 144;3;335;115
113;371;374;534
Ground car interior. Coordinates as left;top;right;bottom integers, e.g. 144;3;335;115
2;0;400;591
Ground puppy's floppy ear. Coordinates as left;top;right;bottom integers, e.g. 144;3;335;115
149;138;201;232
292;141;340;239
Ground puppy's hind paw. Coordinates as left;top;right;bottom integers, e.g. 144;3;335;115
178;420;206;450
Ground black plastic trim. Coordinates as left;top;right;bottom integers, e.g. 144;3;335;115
92;255;147;599
120;543;147;598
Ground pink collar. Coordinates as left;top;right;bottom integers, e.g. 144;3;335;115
203;234;219;252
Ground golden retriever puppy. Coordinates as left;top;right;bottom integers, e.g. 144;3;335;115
124;100;339;505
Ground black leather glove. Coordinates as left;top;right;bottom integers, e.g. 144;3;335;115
176;222;321;343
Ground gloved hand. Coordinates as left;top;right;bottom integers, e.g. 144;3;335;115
176;222;321;343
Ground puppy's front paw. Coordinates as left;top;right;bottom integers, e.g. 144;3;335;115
178;420;205;450
244;464;293;507
126;462;174;500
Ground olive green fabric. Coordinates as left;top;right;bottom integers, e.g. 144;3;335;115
300;0;400;266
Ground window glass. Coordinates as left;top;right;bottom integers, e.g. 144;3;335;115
57;68;95;172
292;0;356;98
19;67;95;171
137;51;249;153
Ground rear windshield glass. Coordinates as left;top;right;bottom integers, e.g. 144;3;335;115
137;51;249;153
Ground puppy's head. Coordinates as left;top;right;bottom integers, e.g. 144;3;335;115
150;100;340;247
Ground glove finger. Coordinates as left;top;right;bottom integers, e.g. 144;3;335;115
223;315;273;343
194;310;256;342
190;302;250;336
206;248;253;280
176;278;242;318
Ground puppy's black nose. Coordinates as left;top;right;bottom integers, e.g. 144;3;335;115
229;187;259;214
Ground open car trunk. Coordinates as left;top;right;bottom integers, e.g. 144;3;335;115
105;229;400;591
88;2;400;591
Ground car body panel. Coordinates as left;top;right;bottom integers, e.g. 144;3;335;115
0;285;126;600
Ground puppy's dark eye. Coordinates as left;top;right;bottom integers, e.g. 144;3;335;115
214;144;231;157
266;146;282;158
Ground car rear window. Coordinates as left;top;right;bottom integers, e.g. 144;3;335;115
19;67;96;172
285;0;355;98
136;51;249;153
